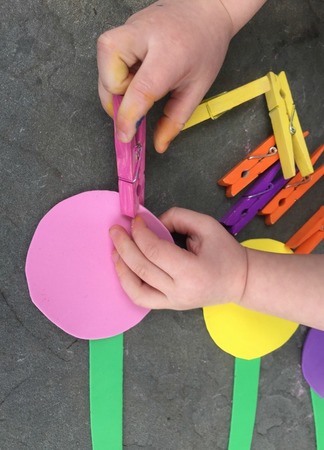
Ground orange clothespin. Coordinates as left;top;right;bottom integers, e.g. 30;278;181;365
218;135;279;197
218;131;309;197
260;145;324;224
286;206;324;254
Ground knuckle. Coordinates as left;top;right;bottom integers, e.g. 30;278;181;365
168;206;181;222
99;78;111;94
97;31;117;53
133;262;147;281
168;206;178;216
143;242;159;262
131;78;156;103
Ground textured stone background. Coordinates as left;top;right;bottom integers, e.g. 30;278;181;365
1;1;323;449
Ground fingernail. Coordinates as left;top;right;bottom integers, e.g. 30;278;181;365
157;141;170;153
135;116;144;129
131;215;145;229
109;227;119;239
116;130;130;142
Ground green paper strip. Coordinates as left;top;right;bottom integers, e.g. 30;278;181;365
228;357;261;450
311;388;324;449
89;334;123;450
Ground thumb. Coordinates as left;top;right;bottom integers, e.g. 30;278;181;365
114;50;179;143
159;207;213;236
160;207;213;255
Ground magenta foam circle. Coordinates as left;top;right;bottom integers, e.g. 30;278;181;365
25;191;173;339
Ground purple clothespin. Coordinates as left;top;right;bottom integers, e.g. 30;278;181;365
220;161;289;235
113;95;146;217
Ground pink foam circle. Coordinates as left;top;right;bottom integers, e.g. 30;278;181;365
25;191;173;339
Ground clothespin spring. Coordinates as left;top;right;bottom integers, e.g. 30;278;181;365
289;106;296;135
285;175;311;189
246;184;274;199
118;142;143;185
248;147;278;160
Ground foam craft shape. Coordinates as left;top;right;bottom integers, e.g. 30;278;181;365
310;389;324;450
90;335;123;450
302;329;324;450
203;238;298;359
228;357;261;450
25;190;173;339
302;328;324;397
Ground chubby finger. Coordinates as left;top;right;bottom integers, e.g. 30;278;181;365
160;208;229;255
115;49;187;143
131;216;193;278
159;207;214;236
97;28;137;95
154;84;207;153
111;251;170;309
98;78;114;117
109;224;173;293
153;115;183;154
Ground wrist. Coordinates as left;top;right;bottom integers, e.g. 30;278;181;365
219;0;267;36
233;245;249;306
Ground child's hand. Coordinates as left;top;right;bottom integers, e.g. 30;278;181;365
109;208;248;310
97;0;233;153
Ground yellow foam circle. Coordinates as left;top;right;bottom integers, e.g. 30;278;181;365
203;239;299;360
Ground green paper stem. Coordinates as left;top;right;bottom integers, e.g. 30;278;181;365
310;388;324;449
228;357;261;450
89;334;123;450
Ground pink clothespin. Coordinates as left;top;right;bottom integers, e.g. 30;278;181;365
113;95;146;217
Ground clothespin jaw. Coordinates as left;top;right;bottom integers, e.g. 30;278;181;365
218;131;310;198
260;144;324;224
218;134;279;197
286;206;324;254
220;161;287;235
183;71;314;181
183;75;271;130
265;72;314;179
113;95;146;218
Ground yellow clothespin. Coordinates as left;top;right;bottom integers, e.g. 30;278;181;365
265;72;313;179
183;72;314;180
183;75;271;129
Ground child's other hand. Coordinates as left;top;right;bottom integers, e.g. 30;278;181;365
97;0;233;153
109;208;247;310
